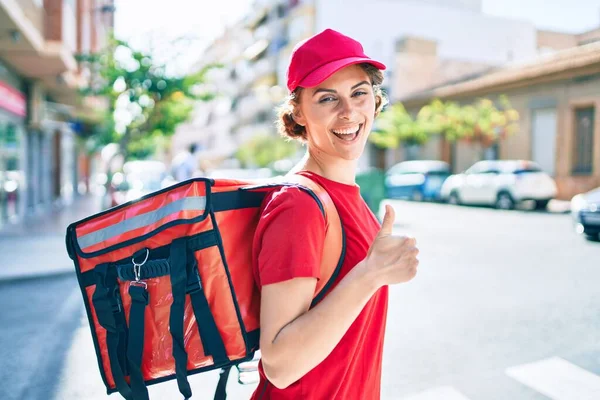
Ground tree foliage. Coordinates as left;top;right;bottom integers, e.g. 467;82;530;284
370;103;428;148
76;35;216;159
235;134;300;168
370;95;520;149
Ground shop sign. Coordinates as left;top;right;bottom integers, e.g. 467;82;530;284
0;80;27;117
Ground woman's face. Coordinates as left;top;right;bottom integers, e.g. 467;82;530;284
294;65;377;161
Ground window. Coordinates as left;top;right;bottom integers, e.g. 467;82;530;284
3;123;19;149
572;107;595;175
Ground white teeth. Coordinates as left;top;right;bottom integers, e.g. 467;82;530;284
332;125;360;135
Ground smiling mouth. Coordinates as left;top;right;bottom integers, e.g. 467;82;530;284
331;124;363;142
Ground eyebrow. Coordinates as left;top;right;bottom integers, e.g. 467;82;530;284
312;81;371;97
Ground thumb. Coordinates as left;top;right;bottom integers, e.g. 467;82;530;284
378;205;395;237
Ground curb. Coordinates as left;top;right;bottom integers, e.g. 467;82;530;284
0;269;74;285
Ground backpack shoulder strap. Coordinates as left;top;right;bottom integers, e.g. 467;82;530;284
283;174;345;306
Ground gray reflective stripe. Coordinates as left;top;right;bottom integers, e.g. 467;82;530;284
77;196;206;249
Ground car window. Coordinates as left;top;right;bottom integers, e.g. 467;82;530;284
465;163;485;174
480;167;501;174
500;161;543;174
426;170;450;176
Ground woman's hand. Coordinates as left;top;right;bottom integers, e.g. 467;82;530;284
363;204;419;287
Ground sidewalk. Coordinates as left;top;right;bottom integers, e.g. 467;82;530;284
0;195;102;282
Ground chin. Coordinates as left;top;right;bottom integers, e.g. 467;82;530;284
337;148;366;161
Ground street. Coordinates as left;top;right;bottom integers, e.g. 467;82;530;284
1;200;598;400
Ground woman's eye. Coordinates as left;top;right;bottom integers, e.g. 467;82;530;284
319;96;336;103
353;91;368;97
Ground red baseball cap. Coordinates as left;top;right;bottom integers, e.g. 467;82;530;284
286;29;386;92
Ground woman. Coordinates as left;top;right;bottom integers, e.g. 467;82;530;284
250;29;419;399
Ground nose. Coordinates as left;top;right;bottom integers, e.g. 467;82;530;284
338;98;357;121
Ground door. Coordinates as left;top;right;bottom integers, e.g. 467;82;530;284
462;163;499;204
531;108;557;176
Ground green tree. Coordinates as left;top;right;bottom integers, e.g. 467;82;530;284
76;35;216;160
417;96;519;144
235;134;300;168
370;103;428;148
370;96;520;149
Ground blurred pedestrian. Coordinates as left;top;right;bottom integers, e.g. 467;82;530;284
171;143;201;181
251;29;420;400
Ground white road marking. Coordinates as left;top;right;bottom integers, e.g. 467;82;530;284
506;356;600;400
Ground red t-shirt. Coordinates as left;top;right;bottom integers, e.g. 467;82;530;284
250;171;389;400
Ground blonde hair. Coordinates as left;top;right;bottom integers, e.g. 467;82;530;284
276;63;388;142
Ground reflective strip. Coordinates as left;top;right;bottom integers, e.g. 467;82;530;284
77;196;206;249
506;357;600;400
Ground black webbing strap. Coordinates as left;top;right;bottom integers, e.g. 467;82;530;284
214;366;232;400
127;284;150;400
169;238;193;399
92;263;132;400
187;259;229;366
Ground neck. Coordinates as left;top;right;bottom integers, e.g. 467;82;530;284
290;148;358;185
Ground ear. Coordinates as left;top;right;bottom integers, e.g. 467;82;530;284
292;108;307;127
374;94;383;117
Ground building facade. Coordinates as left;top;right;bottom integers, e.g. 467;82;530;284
0;0;113;230
176;0;539;171
401;31;600;200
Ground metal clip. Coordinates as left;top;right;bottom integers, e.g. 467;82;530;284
130;248;149;288
129;280;147;289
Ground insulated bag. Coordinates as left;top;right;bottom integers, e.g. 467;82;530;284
65;175;345;400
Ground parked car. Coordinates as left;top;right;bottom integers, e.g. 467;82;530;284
571;186;600;241
384;160;451;202
106;160;172;208
440;160;557;210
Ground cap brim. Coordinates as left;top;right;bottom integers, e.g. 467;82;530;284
299;57;386;89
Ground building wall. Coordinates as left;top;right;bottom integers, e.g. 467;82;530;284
404;76;600;200
393;36;494;100
0;59;28;227
186;0;539;170
315;0;537;79
578;28;600;45
537;30;578;53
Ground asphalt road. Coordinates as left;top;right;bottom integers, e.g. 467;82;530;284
1;200;598;400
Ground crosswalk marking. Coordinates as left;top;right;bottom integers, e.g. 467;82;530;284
506;356;600;400
401;386;472;400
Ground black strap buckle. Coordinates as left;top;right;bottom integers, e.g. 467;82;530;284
111;286;123;314
186;271;202;294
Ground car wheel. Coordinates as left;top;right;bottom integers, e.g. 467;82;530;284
534;199;550;210
448;191;460;205
412;190;424;202
495;192;515;210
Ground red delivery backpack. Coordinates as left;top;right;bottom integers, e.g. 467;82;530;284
65;174;345;400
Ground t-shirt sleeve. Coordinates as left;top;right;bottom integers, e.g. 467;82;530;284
255;187;326;288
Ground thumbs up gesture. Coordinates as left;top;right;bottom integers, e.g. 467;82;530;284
364;205;419;287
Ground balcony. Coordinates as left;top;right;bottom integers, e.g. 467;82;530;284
0;0;46;52
0;0;77;81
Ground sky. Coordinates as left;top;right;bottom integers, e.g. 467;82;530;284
114;0;600;74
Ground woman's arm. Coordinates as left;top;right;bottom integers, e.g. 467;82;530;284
259;262;378;389
260;205;418;389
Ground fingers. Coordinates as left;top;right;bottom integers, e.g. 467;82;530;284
378;205;396;237
403;237;417;247
394;242;419;263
